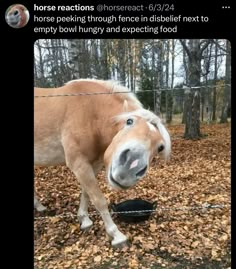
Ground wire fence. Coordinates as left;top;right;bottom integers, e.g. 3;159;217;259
34;202;230;221
34;84;231;98
35;83;231;124
34;82;231;221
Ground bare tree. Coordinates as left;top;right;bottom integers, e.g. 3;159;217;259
180;39;211;139
154;40;164;116
165;39;173;123
100;39;110;80
201;42;213;122
34;38;229;124
67;39;80;79
127;39;134;91
182;40;188;124
90;39;101;78
212;40;218;121
220;40;231;123
34;40;47;87
117;39;126;85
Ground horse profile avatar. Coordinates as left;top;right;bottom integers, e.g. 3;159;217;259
34;79;171;247
6;4;29;28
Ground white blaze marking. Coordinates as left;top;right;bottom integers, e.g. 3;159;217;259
129;159;139;169
147;122;157;132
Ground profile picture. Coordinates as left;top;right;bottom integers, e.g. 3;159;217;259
5;4;29;28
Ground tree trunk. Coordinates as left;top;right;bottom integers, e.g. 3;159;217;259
201;92;204;122
183;43;189;85
165;40;173;123
127;39;134;91
117;40;126;85
67;39;80;79
100;39;110;80
220;40;231;123
91;39;101;78
201;42;213;123
182;87;188;124
180;39;207;139
35;40;47;87
182;42;188;124
155;40;163;116
212;40;218;121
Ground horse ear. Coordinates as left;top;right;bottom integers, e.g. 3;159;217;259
123;100;129;112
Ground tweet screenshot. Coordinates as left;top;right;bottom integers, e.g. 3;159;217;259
3;0;231;268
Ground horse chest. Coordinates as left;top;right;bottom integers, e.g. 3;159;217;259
34;138;65;166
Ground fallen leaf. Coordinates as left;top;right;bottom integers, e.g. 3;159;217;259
94;256;102;263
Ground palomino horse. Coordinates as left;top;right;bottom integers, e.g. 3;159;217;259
34;79;171;246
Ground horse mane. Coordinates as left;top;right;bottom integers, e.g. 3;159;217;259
66;79;143;109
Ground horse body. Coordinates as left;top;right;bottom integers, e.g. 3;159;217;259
34;79;171;246
35;81;132;164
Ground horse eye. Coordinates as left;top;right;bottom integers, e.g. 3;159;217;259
126;119;133;125
158;144;165;153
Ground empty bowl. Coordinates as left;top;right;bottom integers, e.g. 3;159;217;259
110;199;157;223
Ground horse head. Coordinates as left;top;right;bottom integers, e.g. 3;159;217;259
6;4;29;28
104;107;171;190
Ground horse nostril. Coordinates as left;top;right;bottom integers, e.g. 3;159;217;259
158;144;165;153
14;10;19;16
119;149;130;165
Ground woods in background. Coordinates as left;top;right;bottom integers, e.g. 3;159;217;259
34;39;231;139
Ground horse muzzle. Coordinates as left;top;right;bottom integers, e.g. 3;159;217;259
108;144;149;190
7;14;20;25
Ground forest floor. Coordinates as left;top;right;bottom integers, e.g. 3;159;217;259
34;123;231;269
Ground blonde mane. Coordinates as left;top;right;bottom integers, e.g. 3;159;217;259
66;79;143;109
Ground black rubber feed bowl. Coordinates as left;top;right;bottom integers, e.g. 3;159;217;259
110;199;157;223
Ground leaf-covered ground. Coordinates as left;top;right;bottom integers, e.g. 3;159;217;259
34;123;231;269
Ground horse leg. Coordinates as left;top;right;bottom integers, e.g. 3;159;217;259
78;188;93;230
34;194;46;212
78;164;103;230
63;143;128;246
79;174;127;246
